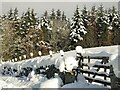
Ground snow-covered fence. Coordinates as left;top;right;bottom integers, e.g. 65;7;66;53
10;50;43;62
79;56;111;87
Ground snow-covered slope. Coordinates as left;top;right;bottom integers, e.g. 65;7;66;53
0;45;119;88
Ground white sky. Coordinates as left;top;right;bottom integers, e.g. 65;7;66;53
0;0;119;18
1;0;120;2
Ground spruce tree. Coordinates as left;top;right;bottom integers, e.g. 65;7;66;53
50;9;56;19
108;6;120;44
7;8;14;20
81;5;89;28
62;11;66;21
96;4;109;46
69;5;87;48
2;9;15;61
43;10;49;19
56;9;61;19
40;14;52;45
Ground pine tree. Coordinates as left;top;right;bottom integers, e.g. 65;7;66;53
108;6;120;45
81;5;89;28
40;16;52;42
80;5;89;47
7;8;14;20
91;5;97;16
62;11;66;21
56;9;61;19
10;8;21;59
82;5;98;47
96;4;109;46
20;8;41;58
69;5;87;48
50;9;56;19
2;11;15;61
49;9;70;52
43;10;49;19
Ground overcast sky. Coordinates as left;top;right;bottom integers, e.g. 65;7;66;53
0;1;119;18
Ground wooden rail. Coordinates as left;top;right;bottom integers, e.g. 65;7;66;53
78;56;111;87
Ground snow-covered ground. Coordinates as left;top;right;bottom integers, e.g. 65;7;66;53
0;45;119;89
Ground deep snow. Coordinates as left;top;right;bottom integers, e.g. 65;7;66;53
0;45;119;89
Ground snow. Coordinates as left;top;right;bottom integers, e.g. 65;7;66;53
65;57;78;71
40;77;63;88
61;74;107;89
0;45;119;88
108;26;113;30
60;50;64;56
76;46;85;54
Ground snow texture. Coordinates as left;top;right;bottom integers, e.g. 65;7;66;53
0;45;119;89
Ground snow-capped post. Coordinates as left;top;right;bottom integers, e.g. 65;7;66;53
60;50;64;57
19;56;22;60
76;46;84;68
15;58;17;62
49;50;53;57
38;51;42;57
30;52;34;58
12;59;14;62
23;55;26;59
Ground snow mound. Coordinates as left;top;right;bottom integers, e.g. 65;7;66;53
65;57;78;71
40;77;63;88
85;84;108;89
61;81;88;88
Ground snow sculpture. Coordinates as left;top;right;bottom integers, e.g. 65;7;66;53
76;46;84;68
65;57;78;72
60;50;64;56
59;56;79;84
49;50;53;57
76;46;85;54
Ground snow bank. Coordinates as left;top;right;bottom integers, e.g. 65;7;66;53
0;79;20;89
0;45;119;88
40;77;63;88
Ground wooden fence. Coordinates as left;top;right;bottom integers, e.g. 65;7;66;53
78;56;111;87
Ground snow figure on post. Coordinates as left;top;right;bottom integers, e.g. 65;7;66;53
49;50;53;57
76;46;85;69
59;56;78;85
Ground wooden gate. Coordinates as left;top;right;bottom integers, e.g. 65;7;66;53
78;56;111;87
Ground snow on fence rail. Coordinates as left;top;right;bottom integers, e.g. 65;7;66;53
78;56;111;87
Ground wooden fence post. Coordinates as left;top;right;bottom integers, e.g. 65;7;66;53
76;46;84;69
109;65;116;89
88;56;90;76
